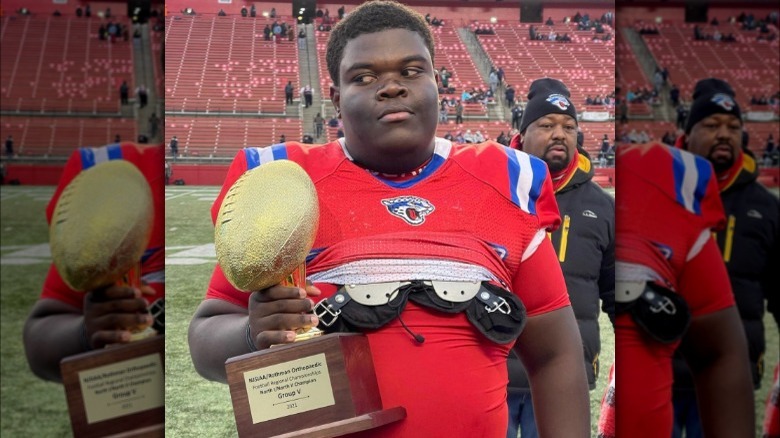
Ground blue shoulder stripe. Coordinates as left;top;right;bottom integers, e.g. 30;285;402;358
244;144;288;170
79;144;123;170
670;148;712;215
505;147;548;216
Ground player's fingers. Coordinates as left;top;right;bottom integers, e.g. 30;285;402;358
90;312;153;332
139;284;156;296
90;330;132;349
89;285;140;302
255;330;296;350
254;312;318;334
252;297;314;318
252;285;306;302
304;284;321;297
91;298;149;315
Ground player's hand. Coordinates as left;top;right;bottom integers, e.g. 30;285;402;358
83;285;153;349
248;283;321;350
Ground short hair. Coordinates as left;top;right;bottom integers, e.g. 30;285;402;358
326;1;435;86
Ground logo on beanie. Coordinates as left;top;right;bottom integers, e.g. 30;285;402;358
710;93;735;111
546;94;571;110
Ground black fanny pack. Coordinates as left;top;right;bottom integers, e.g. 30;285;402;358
313;280;527;344
616;281;691;343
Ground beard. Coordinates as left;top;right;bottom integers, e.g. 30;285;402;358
708;143;735;173
543;143;571;173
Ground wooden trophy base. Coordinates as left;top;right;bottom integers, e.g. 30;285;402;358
60;335;165;438
226;333;406;438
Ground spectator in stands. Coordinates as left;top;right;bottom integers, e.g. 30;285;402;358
676;103;689;130
511;104;523;131
250;4;256;18
336;127;344;138
338;5;345;20
218;9;226;17
273;21;282;41
263;24;271;41
5;135;13;158
546;16;554;26
136;85;148;108
270;7;276;18
169;136;179;161
314;113;325;138
507;78;615;438
285;81;294;105
53;10;62;17
301;134;314;144
425;13;431;23
670;84;680;107
119;81;129;105
76;7;83;17
496;131;508;146
114;134;121;143
85;4;91;17
502;85;514;109
165;161;172;185
443;131;453;141
328;115;339;127
298;28;306;49
287;26;295;42
661;131;675;146
279;134;286;143
473;130;485;143
455;100;464;124
302;85;313;108
529;25;537;40
489;69;499;94
439;101;449;123
241;6;248;18
105;7;111;18
148;113;159;139
764;135;778;166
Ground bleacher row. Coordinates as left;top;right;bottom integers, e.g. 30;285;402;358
1;15;134;114
0;117;136;156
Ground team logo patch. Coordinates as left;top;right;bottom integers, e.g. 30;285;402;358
651;242;673;260
381;196;435;225
711;93;735;111
747;209;762;219
546;94;571;110
582;209;598;218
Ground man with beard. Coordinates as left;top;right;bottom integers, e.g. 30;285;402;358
672;77;779;438
506;78;615;438
188;2;590;437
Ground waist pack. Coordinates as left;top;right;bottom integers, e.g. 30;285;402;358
313;280;527;344
616;281;691;343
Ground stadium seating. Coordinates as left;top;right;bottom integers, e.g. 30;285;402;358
0;116;136;157
164;15;299;115
165;116;302;158
0;15;133;114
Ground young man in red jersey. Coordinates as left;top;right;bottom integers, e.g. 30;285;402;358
613;141;753;437
189;2;589;436
23;143;165;382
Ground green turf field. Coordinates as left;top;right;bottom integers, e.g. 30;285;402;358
1;185;777;437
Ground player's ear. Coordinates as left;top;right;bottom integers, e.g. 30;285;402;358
330;85;341;118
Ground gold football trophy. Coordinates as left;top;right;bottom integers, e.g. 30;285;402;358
52;159;164;437
216;159;405;438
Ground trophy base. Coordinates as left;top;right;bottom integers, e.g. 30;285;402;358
273;406;406;438
61;336;165;438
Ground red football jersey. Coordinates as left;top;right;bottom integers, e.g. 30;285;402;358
206;139;569;437
41;143;165;309
615;142;735;438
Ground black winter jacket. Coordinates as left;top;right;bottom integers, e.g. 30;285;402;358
508;151;615;392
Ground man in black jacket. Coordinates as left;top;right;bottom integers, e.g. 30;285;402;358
673;77;780;438
507;78;615;438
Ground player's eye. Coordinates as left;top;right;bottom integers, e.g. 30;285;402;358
352;74;375;84
402;68;423;77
